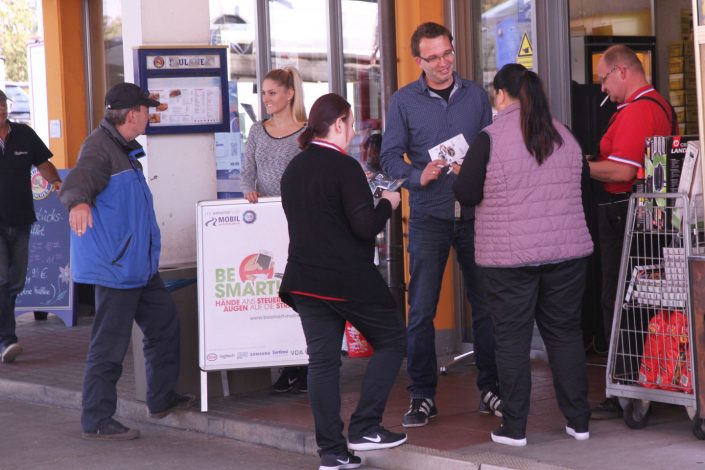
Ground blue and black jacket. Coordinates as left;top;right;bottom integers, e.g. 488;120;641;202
58;118;161;289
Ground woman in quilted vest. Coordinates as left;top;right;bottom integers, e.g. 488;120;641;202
453;63;593;447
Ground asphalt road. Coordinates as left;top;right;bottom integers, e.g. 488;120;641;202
0;397;323;470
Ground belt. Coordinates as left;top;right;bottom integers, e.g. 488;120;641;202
598;191;631;206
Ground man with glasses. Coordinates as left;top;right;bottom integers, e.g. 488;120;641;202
588;44;676;419
381;22;498;427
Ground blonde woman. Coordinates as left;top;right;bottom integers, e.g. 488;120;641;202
242;67;308;392
242;67;307;203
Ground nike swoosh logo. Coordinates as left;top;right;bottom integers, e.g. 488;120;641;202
288;378;297;385
336;458;350;464
363;434;382;443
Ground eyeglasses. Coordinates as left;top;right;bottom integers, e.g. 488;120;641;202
418;49;455;65
598;65;625;84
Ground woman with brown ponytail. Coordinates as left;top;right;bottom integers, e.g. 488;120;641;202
453;63;593;447
280;93;407;469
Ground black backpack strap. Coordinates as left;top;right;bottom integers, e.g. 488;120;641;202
632;95;678;135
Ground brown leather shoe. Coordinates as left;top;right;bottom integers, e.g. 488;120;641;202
149;393;197;419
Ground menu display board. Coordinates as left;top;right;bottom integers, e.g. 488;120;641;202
147;77;223;127
134;46;229;134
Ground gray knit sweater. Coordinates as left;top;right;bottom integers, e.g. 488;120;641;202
241;120;305;196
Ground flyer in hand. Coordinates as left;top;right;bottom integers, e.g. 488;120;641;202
368;171;406;198
428;133;470;172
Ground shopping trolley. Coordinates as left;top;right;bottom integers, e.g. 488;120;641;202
606;192;705;438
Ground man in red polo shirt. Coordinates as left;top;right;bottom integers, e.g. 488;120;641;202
589;44;675;419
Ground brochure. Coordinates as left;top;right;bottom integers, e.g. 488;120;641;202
428;133;470;173
368;171;406;198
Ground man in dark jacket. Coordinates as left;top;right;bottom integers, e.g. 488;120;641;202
0;89;61;364
59;83;193;441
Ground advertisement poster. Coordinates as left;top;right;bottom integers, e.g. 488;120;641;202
215;81;243;199
197;198;307;371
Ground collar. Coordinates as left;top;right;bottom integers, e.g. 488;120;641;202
417;71;463;94
0;120;12;141
618;86;656;110
495;101;521;119
311;139;347;155
99;118;145;158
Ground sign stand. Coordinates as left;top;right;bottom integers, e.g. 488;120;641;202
197;198;308;411
16;169;75;327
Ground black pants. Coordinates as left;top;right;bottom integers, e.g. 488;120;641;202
292;294;406;456
0;224;30;348
81;274;180;432
597;199;629;342
483;258;591;434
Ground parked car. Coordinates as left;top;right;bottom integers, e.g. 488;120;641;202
4;83;32;124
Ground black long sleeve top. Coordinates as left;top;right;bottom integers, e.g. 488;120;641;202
279;142;395;308
453;131;491;207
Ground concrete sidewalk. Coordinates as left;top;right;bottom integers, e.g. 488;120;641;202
2;313;704;469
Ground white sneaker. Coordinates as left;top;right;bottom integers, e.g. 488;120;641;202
491;424;527;447
566;424;590;441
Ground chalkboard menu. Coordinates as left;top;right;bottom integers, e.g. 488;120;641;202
15;168;75;327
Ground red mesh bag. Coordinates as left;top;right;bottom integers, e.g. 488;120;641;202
639;309;692;393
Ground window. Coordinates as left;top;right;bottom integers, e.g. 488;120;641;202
477;0;534;94
210;0;258;198
86;0;124;129
269;0;330;113
342;0;381;166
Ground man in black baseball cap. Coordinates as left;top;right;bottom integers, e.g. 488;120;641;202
105;82;160;109
58;80;193;441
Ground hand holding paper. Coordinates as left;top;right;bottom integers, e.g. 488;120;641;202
428;133;470;174
420;160;447;187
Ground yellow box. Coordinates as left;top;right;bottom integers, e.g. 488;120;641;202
670;90;685;106
670;73;685;90
669;42;684;57
669;57;684;74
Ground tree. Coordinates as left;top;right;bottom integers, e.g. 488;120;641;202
0;0;38;82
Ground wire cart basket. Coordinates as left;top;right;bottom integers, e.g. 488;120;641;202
606;192;705;438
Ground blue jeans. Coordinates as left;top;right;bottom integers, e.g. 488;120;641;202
407;216;497;398
0;224;31;347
